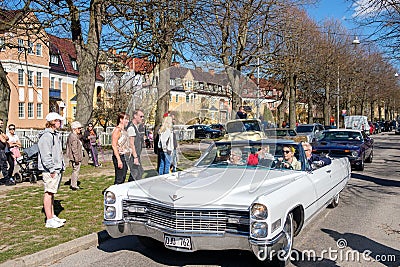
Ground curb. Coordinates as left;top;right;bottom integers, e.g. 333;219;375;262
0;230;111;267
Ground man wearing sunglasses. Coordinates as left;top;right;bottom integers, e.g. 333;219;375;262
127;109;145;181
302;142;331;170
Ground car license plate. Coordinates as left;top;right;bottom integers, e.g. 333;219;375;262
164;234;192;250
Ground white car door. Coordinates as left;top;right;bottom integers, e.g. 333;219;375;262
306;164;336;212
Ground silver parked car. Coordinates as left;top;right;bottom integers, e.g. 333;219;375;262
295;123;325;142
103;139;350;266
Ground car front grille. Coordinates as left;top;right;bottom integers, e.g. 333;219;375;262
122;200;249;235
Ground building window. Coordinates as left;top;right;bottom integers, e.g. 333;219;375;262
28;41;33;54
170;79;175;86
0;37;5;51
186;95;189;103
71;60;78;70
28;70;33;86
175;95;179;103
18;39;24;52
37;103;43;118
58;78;62;90
18;69;24;85
36;72;42;87
73;106;77;117
28;103;34;118
50;77;55;89
18;103;24;118
50;55;59;64
169;94;172;102
36;43;42;56
73;81;76;94
37;89;42;103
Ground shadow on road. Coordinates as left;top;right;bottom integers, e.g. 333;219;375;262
351;173;400;188
321;229;400;267
97;235;284;266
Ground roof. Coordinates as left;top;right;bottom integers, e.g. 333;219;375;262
48;34;104;81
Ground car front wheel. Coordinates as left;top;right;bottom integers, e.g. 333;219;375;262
271;213;294;266
328;193;340;208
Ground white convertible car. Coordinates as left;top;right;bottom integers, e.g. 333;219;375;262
103;140;351;265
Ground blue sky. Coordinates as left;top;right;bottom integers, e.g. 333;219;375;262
306;0;358;31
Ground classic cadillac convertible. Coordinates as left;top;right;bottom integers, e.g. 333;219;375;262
103;140;351;265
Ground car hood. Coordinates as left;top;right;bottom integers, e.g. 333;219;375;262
123;167;302;208
224;131;265;141
314;140;362;150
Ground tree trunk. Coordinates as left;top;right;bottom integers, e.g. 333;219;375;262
0;63;10;131
154;46;173;131
289;73;296;128
71;0;103;126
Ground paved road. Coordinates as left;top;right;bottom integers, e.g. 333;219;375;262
45;133;400;267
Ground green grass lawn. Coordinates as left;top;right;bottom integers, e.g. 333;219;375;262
0;147;202;263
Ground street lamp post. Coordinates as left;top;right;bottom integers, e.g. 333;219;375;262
337;37;360;128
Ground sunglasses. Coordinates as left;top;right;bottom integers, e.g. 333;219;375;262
283;150;291;154
140;116;144;118
9;128;15;130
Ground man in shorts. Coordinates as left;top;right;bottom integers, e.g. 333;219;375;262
38;112;66;228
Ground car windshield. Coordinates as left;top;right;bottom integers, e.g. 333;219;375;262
296;125;313;133
195;141;304;171
320;131;362;141
226;121;261;133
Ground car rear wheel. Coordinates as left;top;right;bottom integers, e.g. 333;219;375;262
205;133;211;139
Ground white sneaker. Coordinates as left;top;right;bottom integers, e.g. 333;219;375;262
53;215;66;224
45;218;64;228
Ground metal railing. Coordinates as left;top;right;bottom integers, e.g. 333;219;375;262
14;127;195;149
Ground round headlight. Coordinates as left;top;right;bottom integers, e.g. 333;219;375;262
105;206;116;219
351;151;358;157
105;191;116;204
251;203;268;219
251;222;268;238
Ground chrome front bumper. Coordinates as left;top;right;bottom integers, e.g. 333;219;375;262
104;220;285;260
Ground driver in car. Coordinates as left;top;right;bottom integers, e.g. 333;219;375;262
276;145;301;170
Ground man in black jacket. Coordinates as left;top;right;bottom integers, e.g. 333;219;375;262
0;119;14;186
302;142;331;170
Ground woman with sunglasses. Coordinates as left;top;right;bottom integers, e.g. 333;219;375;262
276;145;301;170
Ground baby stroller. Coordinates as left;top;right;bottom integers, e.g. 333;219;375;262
14;144;42;183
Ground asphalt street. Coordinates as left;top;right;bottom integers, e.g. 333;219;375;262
2;132;399;267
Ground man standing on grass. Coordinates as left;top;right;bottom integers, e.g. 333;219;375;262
127;109;144;181
38;112;66;228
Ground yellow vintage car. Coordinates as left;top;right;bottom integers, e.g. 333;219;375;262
223;119;266;141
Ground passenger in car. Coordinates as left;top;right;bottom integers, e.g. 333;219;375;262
302;142;331;170
228;147;245;165
276;145;301;170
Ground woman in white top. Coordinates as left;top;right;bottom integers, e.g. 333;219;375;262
111;112;130;184
6;124;21;178
158;116;174;175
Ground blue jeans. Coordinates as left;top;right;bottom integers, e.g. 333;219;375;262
158;151;171;175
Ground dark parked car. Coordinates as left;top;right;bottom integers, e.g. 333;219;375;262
209;123;226;134
312;129;374;171
187;124;221;139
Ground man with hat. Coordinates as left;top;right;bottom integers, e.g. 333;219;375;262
66;121;83;190
38;112;66;228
